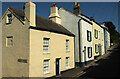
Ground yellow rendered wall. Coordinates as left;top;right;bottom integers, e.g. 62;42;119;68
29;29;75;77
92;22;101;57
2;10;29;77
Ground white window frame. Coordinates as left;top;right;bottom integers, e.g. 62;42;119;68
6;14;12;24
66;40;69;52
43;60;50;74
95;44;98;53
43;38;50;53
88;47;92;58
87;30;92;42
6;36;13;47
66;57;69;69
95;29;98;39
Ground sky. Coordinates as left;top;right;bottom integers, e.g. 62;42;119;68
2;2;120;33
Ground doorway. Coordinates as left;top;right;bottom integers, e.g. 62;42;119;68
56;58;60;75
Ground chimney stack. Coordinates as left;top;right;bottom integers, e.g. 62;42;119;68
73;2;81;15
25;0;36;27
49;3;61;24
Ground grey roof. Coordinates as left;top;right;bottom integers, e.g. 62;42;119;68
8;7;74;36
59;7;93;25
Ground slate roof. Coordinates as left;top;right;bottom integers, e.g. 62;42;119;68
8;7;74;36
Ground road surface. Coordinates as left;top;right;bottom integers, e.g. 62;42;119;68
78;45;120;79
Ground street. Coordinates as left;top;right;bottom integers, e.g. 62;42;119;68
77;44;120;79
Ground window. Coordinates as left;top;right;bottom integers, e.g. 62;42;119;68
98;44;101;54
94;29;98;39
95;44;98;53
87;30;92;42
88;47;92;58
6;14;12;24
43;60;50;74
66;40;69;52
66;57;69;69
43;38;50;53
6;36;13;47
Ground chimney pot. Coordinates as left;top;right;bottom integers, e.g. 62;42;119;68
77;2;80;7
49;3;61;24
52;3;56;7
73;2;81;15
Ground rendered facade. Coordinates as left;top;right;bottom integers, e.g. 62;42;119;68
59;3;94;66
100;23;110;53
99;26;105;55
2;1;75;78
91;20;102;57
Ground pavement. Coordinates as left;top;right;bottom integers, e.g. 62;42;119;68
49;44;119;79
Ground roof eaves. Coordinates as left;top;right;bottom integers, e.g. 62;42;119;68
8;7;24;25
29;26;75;37
93;20;104;28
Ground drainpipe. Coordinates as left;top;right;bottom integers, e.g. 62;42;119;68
78;18;82;66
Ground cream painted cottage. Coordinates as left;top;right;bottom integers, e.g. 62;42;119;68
2;1;75;78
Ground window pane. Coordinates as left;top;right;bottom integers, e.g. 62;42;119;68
88;47;92;58
95;44;98;53
90;31;92;41
66;40;69;52
95;29;98;39
66;57;69;68
43;38;49;53
87;30;91;42
87;30;89;41
6;36;13;47
43;60;50;74
94;29;96;38
7;14;12;24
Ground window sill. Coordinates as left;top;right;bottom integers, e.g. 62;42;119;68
44;72;50;75
43;52;50;54
66;51;70;53
66;67;69;69
95;37;98;39
87;40;92;42
95;52;99;54
6;23;11;25
6;46;13;47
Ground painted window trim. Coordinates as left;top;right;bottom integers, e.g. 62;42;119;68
94;29;98;39
6;36;13;47
43;59;50;74
43;38;50;54
66;57;69;69
95;44;98;53
66;40;70;52
87;30;92;42
88;47;92;58
6;14;12;24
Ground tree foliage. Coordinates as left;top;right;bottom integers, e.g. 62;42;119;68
104;22;120;44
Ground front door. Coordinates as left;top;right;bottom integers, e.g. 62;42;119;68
56;58;60;75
